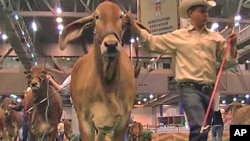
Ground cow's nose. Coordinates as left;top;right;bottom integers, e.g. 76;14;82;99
4;110;9;116
31;81;38;87
104;41;118;53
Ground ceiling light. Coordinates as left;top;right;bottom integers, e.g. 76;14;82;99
56;7;62;14
130;38;135;43
26;43;30;48
10;94;17;99
149;94;154;99
57;24;64;30
233;97;237;102
150;58;155;61
21;30;25;35
14;14;19;20
234;22;239;27
136;37;139;41
31;53;34;58
246;94;249;99
234;15;242;21
221;100;226;104
210;22;219;32
241;100;245;104
17;98;22;103
31;21;37;32
56;17;63;23
1;34;8;40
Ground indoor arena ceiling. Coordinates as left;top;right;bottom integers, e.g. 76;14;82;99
1;0;250;106
1;0;250;70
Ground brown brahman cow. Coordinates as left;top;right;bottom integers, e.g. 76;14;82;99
58;0;147;140
23;65;63;141
129;121;143;141
0;97;22;141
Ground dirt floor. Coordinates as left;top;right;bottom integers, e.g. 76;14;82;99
151;130;230;141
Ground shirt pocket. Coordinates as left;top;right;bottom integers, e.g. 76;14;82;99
202;36;219;52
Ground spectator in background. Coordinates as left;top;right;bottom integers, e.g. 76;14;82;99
211;93;224;141
57;120;65;141
211;108;224;141
124;115;134;141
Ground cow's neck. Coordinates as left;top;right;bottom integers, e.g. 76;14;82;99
93;42;119;86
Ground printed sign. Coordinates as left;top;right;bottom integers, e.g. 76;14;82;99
138;0;178;35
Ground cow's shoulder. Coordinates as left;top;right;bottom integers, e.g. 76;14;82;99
72;53;90;75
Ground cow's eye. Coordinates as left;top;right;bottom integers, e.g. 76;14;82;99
119;15;123;19
95;15;99;20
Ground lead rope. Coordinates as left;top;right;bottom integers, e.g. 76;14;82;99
26;83;69;113
138;54;162;84
200;28;235;133
41;80;50;140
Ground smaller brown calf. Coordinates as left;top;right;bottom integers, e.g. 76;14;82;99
0;97;22;141
63;119;74;141
225;102;250;125
129;121;144;141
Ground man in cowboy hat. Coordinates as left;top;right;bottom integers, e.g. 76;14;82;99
127;0;238;140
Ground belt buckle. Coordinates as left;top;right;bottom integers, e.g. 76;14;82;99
180;82;194;87
202;85;213;91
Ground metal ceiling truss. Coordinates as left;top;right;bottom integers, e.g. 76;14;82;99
0;47;13;64
1;0;36;70
50;55;65;73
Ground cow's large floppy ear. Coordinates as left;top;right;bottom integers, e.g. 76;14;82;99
59;15;94;50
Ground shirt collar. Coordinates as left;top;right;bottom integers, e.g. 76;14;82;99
187;25;210;33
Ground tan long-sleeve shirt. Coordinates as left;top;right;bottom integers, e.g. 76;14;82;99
139;26;238;84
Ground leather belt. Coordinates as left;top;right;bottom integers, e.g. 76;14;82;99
179;82;214;91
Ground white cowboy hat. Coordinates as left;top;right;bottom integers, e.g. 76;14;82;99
179;0;216;19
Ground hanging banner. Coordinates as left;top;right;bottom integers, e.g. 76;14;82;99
138;0;178;35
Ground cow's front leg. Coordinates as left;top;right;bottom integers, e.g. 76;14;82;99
112;114;131;141
96;132;106;141
74;106;95;141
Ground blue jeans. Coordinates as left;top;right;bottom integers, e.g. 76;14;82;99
179;84;213;141
124;128;130;141
212;125;224;141
22;117;28;141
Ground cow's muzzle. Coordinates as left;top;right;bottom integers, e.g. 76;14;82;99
104;40;118;54
101;33;121;58
30;80;40;90
4;110;10;116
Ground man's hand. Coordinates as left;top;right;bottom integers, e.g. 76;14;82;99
126;11;138;32
45;74;53;81
8;104;17;109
